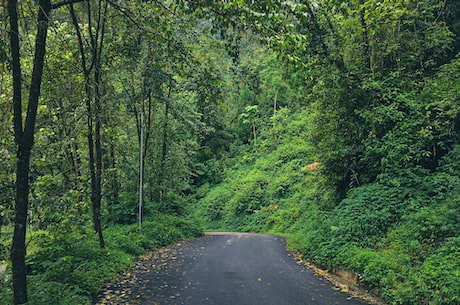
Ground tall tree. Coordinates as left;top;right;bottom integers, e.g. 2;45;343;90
8;0;51;303
69;0;107;248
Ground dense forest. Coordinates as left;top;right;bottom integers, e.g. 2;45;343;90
1;1;459;304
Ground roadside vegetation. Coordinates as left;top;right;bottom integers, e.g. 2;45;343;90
193;2;460;305
1;1;459;305
1;215;201;305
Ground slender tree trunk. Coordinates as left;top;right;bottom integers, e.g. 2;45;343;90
144;89;153;160
86;83;102;246
159;86;173;205
8;0;22;143
133;86;153;202
159;96;170;204
71;142;82;190
93;46;105;248
8;0;51;303
109;141;119;210
69;1;106;248
135;85;154;159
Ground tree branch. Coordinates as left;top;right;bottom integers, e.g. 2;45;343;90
8;0;23;144
52;0;85;10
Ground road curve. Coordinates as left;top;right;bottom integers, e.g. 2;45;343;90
94;232;369;305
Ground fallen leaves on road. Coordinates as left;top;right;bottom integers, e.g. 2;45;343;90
93;239;205;305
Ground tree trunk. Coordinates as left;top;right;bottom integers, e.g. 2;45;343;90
159;85;173;205
11;151;30;305
7;0;22;143
8;0;51;303
93;22;105;247
71;142;82;193
159;96;170;204
69;1;106;248
108;140;119;216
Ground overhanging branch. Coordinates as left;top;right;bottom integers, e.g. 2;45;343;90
52;0;86;10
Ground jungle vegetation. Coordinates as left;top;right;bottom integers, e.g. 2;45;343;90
1;1;459;304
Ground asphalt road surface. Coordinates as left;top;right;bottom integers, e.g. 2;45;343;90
94;232;370;305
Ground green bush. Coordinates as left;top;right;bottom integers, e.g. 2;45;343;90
17;214;203;305
330;184;409;247
105;225;151;256
27;230;133;298
0;237;8;262
196;184;233;225
195;133;316;233
421;236;460;305
335;237;460;305
27;281;89;305
0;268;12;305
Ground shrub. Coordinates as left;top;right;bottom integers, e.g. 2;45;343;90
421;236;460;305
0;268;12;305
196;184;233;225
20;214;203;305
329;183;409;248
105;225;151;256
27;280;90;305
27;230;133;298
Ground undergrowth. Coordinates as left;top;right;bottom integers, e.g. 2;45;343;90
195;128;460;305
0;214;202;305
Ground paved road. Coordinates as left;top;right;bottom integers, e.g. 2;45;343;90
94;232;369;305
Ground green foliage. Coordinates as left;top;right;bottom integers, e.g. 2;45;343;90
421;236;460;305
107;215;203;259
195;3;460;301
196;106;324;234
0;215;203;305
0;236;12;305
27;280;89;305
0;280;12;305
2;0;459;305
197;184;233;227
330;184;409;247
27;230;133;299
333;236;460;305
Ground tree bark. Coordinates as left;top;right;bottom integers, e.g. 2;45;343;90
8;0;22;143
8;0;51;303
93;18;105;247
